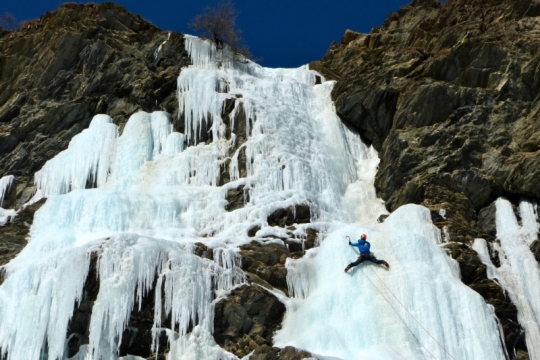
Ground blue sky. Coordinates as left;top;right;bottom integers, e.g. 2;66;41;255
2;1;412;67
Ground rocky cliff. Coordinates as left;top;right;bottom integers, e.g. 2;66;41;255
312;0;540;357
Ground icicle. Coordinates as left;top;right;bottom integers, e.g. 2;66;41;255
154;32;171;60
0;244;91;360
0;175;14;207
472;198;540;359
150;111;173;158
285;250;318;299
213;248;245;292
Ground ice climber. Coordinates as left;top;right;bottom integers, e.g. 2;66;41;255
344;234;390;273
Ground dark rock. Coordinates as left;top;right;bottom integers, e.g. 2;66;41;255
284;228;319;259
66;252;100;358
277;346;314;360
251;345;313;360
304;228;318;250
225;185;250;211
377;214;389;223
239;241;289;294
267;205;311;227
251;345;280;360
213;284;285;359
341;29;364;46
312;0;540;246
0;198;45;267
444;242;487;285
193;242;214;260
0;176;17;209
477;202;498;242
248;225;261;237
285;239;303;255
118;282;169;359
530;240;540;263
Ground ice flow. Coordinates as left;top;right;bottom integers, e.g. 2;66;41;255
0;36;507;360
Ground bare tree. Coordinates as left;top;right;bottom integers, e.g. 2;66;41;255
0;13;17;30
190;0;252;62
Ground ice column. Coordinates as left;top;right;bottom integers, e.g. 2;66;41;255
473;198;540;359
0;175;14;207
34;115;118;196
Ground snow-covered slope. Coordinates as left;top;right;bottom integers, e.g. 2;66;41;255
0;37;508;360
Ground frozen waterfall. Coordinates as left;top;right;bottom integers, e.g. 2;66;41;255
0;36;508;360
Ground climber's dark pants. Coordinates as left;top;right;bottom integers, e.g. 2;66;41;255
347;253;385;268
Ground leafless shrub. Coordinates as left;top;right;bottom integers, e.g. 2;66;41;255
190;0;252;62
0;13;17;30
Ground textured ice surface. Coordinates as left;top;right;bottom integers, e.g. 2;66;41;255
473;198;540;359
278;205;505;360
34;115;118;197
0;36;507;360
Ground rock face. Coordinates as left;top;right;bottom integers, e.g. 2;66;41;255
312;0;540;241
66;253;100;358
239;241;289;294
214;284;286;358
267;205;311;227
312;0;540;357
0;199;45;267
0;3;190;205
250;345;314;360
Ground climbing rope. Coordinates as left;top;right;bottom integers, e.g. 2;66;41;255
361;267;458;360
361;267;436;360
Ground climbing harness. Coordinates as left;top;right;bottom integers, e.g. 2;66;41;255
361;267;458;360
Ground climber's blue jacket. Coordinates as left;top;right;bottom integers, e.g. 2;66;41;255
350;239;371;254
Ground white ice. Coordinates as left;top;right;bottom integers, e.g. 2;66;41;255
34;114;118;197
278;205;505;360
0;175;16;225
0;175;15;207
0;36;508;360
0;208;16;226
473;198;540;359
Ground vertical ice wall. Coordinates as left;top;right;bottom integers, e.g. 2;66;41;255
473;198;540;359
278;208;506;360
0;175;16;225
